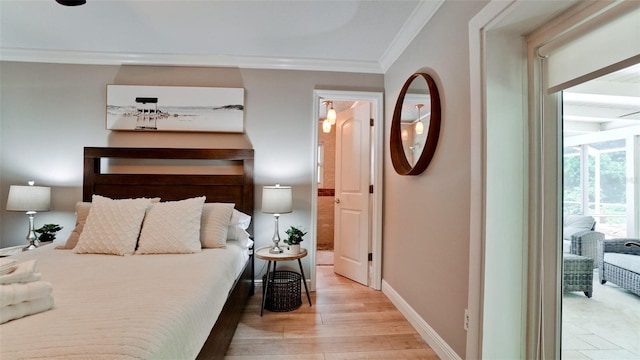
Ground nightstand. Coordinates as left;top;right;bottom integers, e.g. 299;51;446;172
0;241;52;257
255;246;312;316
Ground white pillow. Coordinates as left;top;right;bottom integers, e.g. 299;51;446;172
201;203;235;248
73;195;152;256
233;228;252;249
563;215;595;240
228;209;251;240
58;202;92;250
136;196;206;254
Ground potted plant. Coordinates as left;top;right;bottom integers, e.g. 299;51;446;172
34;224;63;243
284;226;306;255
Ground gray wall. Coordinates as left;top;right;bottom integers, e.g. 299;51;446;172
0;62;383;279
383;2;487;357
1;2;491;356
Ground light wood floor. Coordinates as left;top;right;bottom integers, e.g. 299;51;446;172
225;266;439;359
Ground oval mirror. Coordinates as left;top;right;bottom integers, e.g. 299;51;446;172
390;73;441;175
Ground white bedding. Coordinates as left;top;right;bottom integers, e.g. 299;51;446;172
0;242;249;359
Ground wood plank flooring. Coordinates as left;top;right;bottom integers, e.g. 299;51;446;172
225;266;439;359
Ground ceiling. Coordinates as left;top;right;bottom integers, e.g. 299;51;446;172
563;63;640;138
2;0;637;129
0;0;444;73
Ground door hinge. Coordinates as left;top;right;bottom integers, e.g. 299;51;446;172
368;253;373;261
370;118;374;127
369;185;373;194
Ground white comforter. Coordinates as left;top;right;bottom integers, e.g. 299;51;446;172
0;243;248;359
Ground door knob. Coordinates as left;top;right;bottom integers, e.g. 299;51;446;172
335;198;341;204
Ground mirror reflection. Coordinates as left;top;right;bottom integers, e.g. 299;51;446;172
400;81;431;167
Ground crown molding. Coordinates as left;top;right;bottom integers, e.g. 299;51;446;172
378;0;446;73
0;47;384;74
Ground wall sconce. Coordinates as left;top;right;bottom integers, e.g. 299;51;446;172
401;129;409;141
6;181;51;250
262;184;292;254
415;104;424;135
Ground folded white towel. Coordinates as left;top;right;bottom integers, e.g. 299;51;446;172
0;281;53;307
0;258;17;275
0;260;41;284
0;295;54;324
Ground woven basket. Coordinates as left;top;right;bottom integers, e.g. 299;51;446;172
263;270;302;312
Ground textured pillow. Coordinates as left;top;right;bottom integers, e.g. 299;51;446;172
73;195;152;255
201;203;234;248
228;209;251;240
136;196;206;254
59;198;161;250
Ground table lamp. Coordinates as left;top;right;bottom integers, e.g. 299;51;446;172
262;184;292;254
6;181;51;251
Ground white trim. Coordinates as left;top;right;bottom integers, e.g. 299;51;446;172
0;47;384;74
311;90;384;291
2;1;445;74
378;0;445;73
630;136;640;238
382;280;461;360
467;2;521;358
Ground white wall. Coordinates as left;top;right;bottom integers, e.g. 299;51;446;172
0;62;383;280
383;2;487;357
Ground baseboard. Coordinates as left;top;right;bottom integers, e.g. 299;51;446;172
382;280;462;360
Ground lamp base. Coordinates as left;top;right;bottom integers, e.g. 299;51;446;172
22;212;39;251
22;242;38;252
269;245;284;254
269;214;284;254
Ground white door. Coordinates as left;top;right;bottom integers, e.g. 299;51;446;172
333;102;371;285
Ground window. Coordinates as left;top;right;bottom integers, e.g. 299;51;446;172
563;138;631;237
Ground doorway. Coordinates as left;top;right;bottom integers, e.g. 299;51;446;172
310;90;383;292
560;63;640;359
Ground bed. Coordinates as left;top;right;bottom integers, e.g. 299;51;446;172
0;147;255;359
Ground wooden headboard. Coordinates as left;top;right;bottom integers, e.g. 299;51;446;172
83;147;254;219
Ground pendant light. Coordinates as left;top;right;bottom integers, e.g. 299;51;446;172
415;104;424;135
56;0;86;5
326;101;337;125
322;119;331;133
401;129;409;141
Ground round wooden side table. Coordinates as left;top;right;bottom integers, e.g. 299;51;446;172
255;246;312;316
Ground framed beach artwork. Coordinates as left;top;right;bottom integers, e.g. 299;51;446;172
106;85;244;132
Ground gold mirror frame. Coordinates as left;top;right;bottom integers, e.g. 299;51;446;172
390;73;441;175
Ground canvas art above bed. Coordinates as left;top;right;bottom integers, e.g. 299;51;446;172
106;85;245;132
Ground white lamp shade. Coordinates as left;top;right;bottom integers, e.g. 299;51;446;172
415;120;424;135
6;185;51;212
262;185;292;214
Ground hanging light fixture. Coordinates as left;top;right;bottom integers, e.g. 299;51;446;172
326;101;337;125
415;104;424;135
322;119;331;133
56;0;86;5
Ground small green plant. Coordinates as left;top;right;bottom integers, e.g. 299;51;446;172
34;224;63;242
284;226;307;245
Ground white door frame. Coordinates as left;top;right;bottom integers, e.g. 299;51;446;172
310;89;383;291
468;1;632;358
